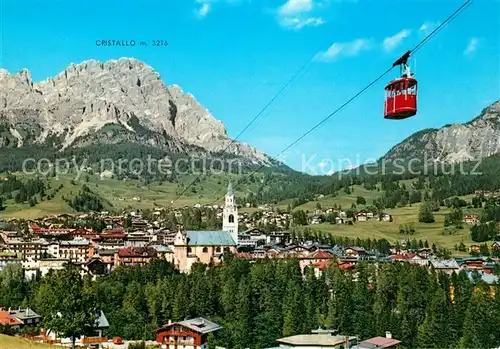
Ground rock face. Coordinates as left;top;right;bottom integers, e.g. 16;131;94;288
0;58;272;165
382;101;500;163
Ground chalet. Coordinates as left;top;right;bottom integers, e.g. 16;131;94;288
298;250;335;271
125;232;151;247
29;223;73;237
311;216;322;224
356;212;368;222
309;260;332;278
417;248;433;258
380;213;393;222
389;253;428;266
266;231;289;245
464;215;479;224
45;310;109;346
491;241;500;252
6;307;41;327
85;258;109;276
116;246;157;267
344;246;366;257
153;317;222;348
353;333;402;349
483;261;499;274
0;309;22;330
285;245;310;254
430;259;460;274
72;228;94;237
469;245;481;253
131;218;149;231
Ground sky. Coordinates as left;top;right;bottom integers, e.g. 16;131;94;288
1;0;499;175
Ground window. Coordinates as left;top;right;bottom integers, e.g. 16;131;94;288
202;247;208;253
229;214;234;223
216;247;221;253
187;247;192;253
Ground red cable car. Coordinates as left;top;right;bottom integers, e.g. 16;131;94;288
384;51;418;120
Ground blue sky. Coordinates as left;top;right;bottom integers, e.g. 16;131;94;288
1;0;499;174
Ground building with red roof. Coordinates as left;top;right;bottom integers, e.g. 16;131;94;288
0;309;23;329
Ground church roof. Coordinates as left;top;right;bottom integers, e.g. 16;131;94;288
187;231;237;246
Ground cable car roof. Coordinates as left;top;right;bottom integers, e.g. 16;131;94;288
385;77;417;90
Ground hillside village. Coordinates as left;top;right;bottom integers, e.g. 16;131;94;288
1;184;498;279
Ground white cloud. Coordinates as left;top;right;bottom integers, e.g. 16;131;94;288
280;16;325;29
382;29;411;52
315;39;372;62
419;21;439;35
194;0;247;18
278;0;313;16
197;2;210;17
276;0;326;30
464;37;479;56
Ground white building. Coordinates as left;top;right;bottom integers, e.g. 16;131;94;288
222;182;238;245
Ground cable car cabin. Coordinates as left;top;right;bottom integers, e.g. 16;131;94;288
384;50;418;120
384;77;417;120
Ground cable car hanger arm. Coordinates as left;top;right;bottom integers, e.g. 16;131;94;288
392;50;411;67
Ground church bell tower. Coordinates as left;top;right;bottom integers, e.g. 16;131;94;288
222;181;238;244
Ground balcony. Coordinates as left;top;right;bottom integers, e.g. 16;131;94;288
82;336;108;344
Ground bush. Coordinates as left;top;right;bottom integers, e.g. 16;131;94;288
128;341;146;349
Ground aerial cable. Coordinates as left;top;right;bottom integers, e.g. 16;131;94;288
167;37;333;207
167;58;312;208
204;0;473;207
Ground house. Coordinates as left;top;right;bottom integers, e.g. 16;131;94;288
389;253;427;266
356;212;368;222
491;241;500;252
116;246;157;267
352;333;402;349
45;310;109;346
85;258;109;276
0;308;23;330
380;213;393;222
275;329;357;348
6;307;41;327
57;240;93;262
309;260;332;278
469;245;481;253
464;215;479;224
344;246;366;257
153;317;222;348
311;216;322;224
430;259;460;274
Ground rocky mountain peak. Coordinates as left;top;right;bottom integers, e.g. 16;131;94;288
0;58;271;165
382;101;500;164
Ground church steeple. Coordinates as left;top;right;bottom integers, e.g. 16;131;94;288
227;181;234;196
222;180;238;244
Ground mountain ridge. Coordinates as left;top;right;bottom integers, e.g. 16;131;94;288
0;58;274;167
380;101;500;164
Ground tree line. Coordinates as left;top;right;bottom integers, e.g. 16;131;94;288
2;257;499;349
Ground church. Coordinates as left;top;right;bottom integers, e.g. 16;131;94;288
171;182;239;273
